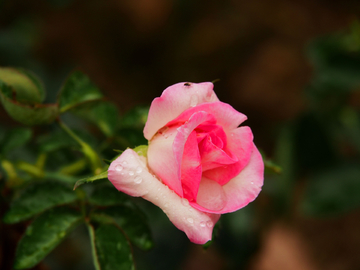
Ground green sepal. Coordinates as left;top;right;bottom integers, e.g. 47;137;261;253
13;206;83;269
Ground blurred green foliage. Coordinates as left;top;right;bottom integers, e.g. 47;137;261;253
0;69;152;270
0;8;360;269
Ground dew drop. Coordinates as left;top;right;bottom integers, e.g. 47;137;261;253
143;190;149;195
206;221;213;228
115;164;123;172
190;94;198;107
129;171;134;176
200;221;206;228
136;167;142;174
134;176;142;184
187;217;194;224
181;198;189;206
164;203;168;207
122;161;127;165
251;181;254;185
155;196;159;200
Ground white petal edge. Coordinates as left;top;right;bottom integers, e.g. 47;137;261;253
108;149;220;244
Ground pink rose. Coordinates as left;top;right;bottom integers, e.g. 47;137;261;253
108;82;264;244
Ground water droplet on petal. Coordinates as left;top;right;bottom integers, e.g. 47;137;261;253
134;176;142;184
122;161;127;165
190;95;198;107
164;203;168;207
181;198;189;206
129;171;134;176
143;190;149;195
155;196;159;200
206;221;213;227
187;217;194;224
136;167;142;174
115;165;123;172
200;221;206;228
251;181;254;185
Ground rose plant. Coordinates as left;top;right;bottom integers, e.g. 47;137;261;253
108;82;264;244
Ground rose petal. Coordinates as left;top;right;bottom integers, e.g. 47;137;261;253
180;131;202;201
196;177;227;211
144;82;219;140
148;126;183;196
199;134;238;171
172;111;217;200
190;144;264;214
202;126;254;185
166;102;248;133
108;149;220;244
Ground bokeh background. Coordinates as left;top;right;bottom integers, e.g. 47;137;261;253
1;0;360;269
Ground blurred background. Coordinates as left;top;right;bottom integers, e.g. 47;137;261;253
1;0;360;269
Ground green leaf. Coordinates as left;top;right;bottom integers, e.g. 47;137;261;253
13;206;83;269
93;224;134;270
0;67;44;104
89;184;128;206
58;71;103;113
301;165;360;217
93;206;153;250
3;181;77;224
73;170;108;190
0;127;32;156
72;102;119;137
0;81;58;125
119;105;149;129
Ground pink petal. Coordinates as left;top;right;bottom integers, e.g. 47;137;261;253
172;111;217;200
202;126;254;185
180;131;202;201
166;102;247;133
108;149;220;244
199;134;238;171
147;126;183;196
196;177;227;211
190;144;264;214
144;82;219;140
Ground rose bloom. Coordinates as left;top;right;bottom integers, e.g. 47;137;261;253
108;82;264;244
